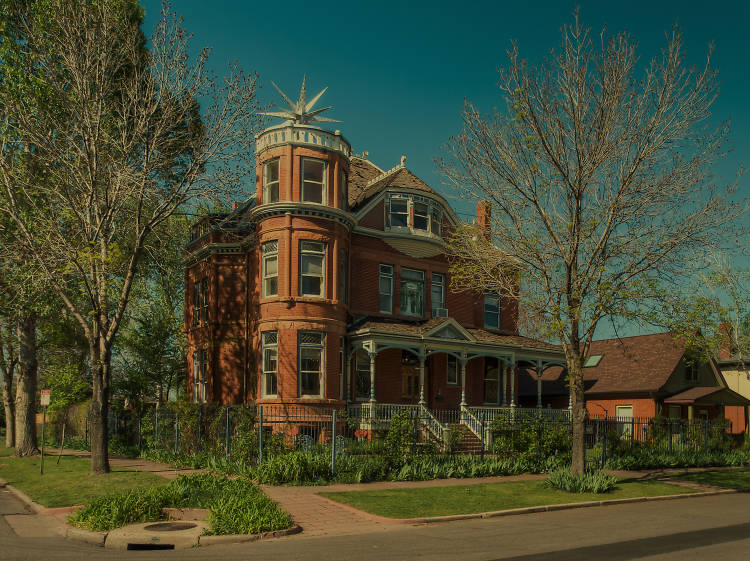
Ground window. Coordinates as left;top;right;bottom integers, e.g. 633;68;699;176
413;201;429;230
668;405;681;419
299;241;326;297
192;351;199;402
379;264;393;314
192;281;200;325
299;331;324;396
262;241;278;297
193;349;208;403
387;194;442;235
615;405;633;437
400;268;425;317
263;158;280;203
261;331;278;397
355;350;371;400
484;293;500;330
584;355;603;368
447;355;458;385
686;363;699;383
431;273;445;314
301;158;326;204
483;358;500;404
339;168;347;210
200;279;208;323
338;250;347;303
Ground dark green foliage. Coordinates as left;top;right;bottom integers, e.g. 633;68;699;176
545;469;618;493
490;416;572;464
69;474;291;534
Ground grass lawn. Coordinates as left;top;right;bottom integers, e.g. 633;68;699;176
672;468;750;489
0;445;169;508
320;479;696;519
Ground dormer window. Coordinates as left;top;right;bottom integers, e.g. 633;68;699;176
301;158;326;204
387;194;443;236
263;159;280;203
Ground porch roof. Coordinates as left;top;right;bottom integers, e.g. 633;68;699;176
347;317;563;360
663;386;750;406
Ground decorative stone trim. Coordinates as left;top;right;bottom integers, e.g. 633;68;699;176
257;125;351;157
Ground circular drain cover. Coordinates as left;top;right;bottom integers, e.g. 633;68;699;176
143;522;197;532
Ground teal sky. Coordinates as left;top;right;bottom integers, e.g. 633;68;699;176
140;0;749;222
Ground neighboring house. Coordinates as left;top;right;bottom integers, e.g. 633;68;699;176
519;332;749;433
716;356;750;434
183;82;565;415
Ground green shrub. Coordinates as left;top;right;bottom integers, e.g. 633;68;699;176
69;474;291;535
544;469;618;493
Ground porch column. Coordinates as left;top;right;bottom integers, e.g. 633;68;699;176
509;360;516;407
369;351;377;403
688;405;694;420
502;359;508;406
536;361;543;408
460;355;467;406
418;349;426;405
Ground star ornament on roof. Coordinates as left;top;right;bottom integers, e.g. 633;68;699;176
261;76;341;125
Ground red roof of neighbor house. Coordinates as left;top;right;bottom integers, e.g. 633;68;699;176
583;332;686;394
662;386;721;403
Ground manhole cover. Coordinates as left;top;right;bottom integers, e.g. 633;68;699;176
143;522;197;532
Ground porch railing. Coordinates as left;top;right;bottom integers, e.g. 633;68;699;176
468;406;571;423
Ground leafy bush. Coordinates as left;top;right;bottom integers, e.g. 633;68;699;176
68;474;291;535
545;469;618;493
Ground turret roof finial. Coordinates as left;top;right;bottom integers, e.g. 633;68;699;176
261;76;341;125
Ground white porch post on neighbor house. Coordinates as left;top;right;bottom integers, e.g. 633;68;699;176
460;355;467;406
369;351;377;403
509;359;516;407
536;361;543;408
502;359;508;406
418;349;426;405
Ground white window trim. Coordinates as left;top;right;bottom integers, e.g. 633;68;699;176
262;241;278;298
379;264;394;314
446;355;458;386
301;158;327;204
400;267;425;317
386;194;443;237
484;293;501;330
354;349;371;401
261;332;278;398
431;273;445;313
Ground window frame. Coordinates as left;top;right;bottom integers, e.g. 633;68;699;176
400;267;425;317
299;240;326;298
615;405;634;437
263;158;280;203
192;351;199;402
378;264;394;314
301;158;327;204
484;292;501;330
446;355;459;386
262;241;279;298
199;348;208;403
686;363;699;383
483;357;500;405
193;281;200;326
298;331;325;397
200;278;208;323
431;273;445;314
354;349;371;401
261;331;278;398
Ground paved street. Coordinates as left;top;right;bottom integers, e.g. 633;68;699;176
2;485;750;561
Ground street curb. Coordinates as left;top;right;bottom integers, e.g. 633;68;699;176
65;526;108;547
2;482;45;514
319;488;741;525
197;525;302;546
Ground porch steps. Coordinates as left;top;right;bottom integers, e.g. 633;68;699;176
448;424;484;455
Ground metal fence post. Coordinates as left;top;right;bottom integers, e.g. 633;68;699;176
704;419;709;453
630;417;635;447
155;408;159;444
412;409;418;456
602;422;607;467
668;420;673;454
174;418;179;455
258;405;264;465
137;415;142;454
225;406;230;458
480;413;486;461
331;410;337;478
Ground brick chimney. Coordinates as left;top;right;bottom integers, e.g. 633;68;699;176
476;200;491;240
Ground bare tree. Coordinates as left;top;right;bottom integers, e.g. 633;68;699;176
0;1;262;472
0;316;18;448
441;14;744;474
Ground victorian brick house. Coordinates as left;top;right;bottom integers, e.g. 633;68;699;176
184;80;565;416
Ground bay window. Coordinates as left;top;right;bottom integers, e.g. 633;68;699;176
387;194;443;236
263;158;280;203
299;241;326;297
301;158;326;204
299;331;324;396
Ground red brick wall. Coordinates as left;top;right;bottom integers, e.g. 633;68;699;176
585;397;657;419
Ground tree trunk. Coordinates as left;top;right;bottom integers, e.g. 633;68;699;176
2;376;15;448
566;347;587;475
14;313;37;456
89;336;111;474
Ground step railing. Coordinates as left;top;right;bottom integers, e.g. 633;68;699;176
419;404;447;446
461;407;490;451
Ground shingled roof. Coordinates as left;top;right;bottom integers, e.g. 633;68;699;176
350;317;561;353
582;332;686;394
348;157;382;207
